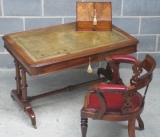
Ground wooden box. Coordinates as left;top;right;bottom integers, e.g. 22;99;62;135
76;2;112;31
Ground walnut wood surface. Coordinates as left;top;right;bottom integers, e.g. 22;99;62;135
3;22;138;76
76;2;112;31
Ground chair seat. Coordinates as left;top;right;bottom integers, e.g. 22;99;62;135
86;93;141;113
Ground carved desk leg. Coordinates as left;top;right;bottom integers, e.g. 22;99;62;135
97;62;113;81
11;61;36;128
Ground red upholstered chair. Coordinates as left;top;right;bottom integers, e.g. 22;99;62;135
81;54;156;137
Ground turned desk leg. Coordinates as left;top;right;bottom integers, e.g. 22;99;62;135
21;69;28;102
11;61;21;100
11;61;36;128
15;61;22;95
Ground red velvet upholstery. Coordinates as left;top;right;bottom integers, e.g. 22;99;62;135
112;55;137;62
86;84;140;113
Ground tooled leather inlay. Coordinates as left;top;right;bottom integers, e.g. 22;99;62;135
10;23;129;62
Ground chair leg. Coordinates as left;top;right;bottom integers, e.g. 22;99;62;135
81;118;88;137
128;117;136;137
136;115;144;130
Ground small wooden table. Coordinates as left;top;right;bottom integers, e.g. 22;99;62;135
3;22;138;128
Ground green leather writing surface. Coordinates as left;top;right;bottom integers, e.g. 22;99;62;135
10;23;129;61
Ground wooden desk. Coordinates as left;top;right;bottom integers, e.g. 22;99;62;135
3;22;138;128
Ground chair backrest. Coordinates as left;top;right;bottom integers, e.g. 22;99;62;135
121;54;156;114
107;54;156;114
135;54;156;90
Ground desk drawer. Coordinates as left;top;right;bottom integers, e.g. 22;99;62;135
67;54;100;67
37;53;102;75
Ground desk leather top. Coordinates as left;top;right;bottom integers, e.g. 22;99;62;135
6;22;130;62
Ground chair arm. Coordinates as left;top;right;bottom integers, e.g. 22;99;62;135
105;55;137;64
